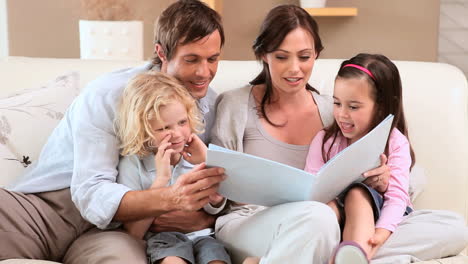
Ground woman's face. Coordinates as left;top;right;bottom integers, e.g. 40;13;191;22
263;27;316;95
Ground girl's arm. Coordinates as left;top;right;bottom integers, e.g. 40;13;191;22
368;130;412;255
375;130;412;232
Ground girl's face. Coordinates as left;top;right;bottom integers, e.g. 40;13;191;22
149;100;191;154
333;77;376;144
263;27;316;95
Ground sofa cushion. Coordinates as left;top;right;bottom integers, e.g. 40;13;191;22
0;72;79;185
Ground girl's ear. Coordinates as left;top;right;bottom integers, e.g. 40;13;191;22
155;44;167;63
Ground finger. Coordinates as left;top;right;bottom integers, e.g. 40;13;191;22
379;154;388;165
190;174;226;192
188;133;194;143
163;149;175;161
156;141;172;157
192;184;221;202
179;165;225;185
363;166;384;178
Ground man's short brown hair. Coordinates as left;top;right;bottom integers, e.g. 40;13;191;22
152;0;225;66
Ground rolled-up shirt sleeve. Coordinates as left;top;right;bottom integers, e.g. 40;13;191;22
70;80;131;230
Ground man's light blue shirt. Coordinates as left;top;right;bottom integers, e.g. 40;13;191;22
9;63;217;229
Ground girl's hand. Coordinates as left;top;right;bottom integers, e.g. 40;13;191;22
208;193;225;207
182;134;207;164
152;134;174;188
368;228;391;259
362;154;390;193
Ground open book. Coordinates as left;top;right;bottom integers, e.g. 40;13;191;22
206;115;394;206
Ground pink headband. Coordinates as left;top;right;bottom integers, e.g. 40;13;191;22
342;64;376;81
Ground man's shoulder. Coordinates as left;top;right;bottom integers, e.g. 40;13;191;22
82;63;152;97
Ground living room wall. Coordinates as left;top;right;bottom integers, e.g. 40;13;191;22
6;0;440;61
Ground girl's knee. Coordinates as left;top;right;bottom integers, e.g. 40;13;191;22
344;186;371;204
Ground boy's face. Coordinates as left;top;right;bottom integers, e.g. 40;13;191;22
161;30;222;99
149;100;191;155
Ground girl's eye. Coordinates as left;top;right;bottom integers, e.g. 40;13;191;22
349;106;359;110
155;128;164;132
333;102;341;107
178;119;188;125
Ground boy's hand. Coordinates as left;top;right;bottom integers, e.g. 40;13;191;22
182;134;207;164
368;228;391;259
152;134;173;188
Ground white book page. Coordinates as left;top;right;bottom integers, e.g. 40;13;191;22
206;115;394;206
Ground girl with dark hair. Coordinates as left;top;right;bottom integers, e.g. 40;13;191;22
305;53;415;263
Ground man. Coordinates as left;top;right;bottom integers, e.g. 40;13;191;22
0;1;225;263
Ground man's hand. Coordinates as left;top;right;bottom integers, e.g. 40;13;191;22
182;133;207;164
150;210;215;233
166;162;226;212
362;154;390;193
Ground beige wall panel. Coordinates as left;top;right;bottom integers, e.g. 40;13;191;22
6;0;440;62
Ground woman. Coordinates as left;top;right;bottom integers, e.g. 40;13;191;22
212;4;467;264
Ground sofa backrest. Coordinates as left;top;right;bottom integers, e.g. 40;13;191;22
0;56;467;222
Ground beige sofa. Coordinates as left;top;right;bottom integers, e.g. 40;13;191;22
0;56;467;263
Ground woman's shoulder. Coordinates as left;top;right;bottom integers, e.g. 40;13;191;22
311;91;334;128
218;85;252;100
215;85;253;108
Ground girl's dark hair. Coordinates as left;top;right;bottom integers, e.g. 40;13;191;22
152;0;224;66
322;53;415;169
250;4;323;126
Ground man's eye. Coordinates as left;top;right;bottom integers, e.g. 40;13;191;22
208;57;219;63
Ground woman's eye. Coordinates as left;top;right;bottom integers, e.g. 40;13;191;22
275;56;287;60
299;56;310;61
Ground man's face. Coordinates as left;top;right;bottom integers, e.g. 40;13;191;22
161;30;222;99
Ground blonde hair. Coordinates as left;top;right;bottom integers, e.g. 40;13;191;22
116;71;204;157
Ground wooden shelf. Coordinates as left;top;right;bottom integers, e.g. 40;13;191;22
304;7;358;17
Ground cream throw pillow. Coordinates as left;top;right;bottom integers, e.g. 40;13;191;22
0;72;79;185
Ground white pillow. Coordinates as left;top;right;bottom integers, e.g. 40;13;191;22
0;72;80;180
0;141;26;187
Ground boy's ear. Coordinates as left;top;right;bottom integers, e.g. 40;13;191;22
155;44;167;63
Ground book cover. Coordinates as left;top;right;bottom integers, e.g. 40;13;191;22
206;115;394;206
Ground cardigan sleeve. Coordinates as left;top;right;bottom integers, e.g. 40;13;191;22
210;86;251;152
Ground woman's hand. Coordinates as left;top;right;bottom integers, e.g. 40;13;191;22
152;135;174;188
363;154;390;193
208;193;225;208
182;133;207;164
368;228;391;259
